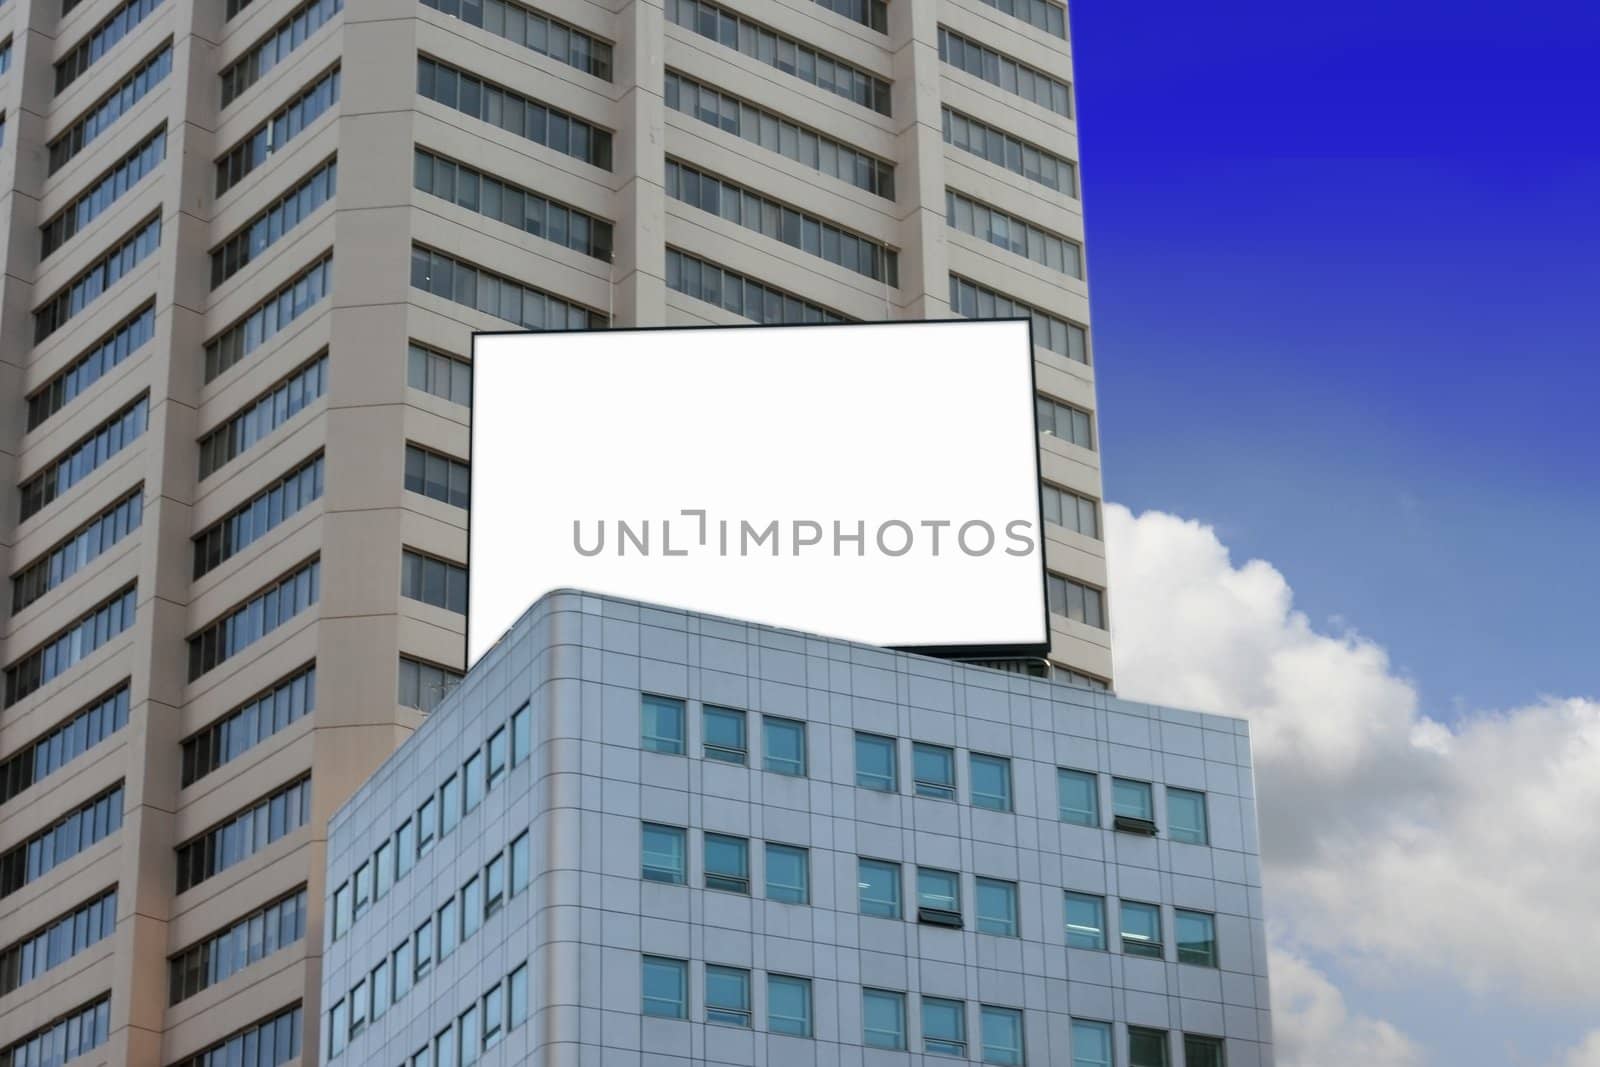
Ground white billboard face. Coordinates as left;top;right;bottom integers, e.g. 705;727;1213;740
468;320;1046;665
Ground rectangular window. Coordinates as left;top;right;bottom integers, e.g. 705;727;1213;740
408;342;472;406
511;703;531;765
483;981;505;1046
510;832;530;894
410;243;605;329
215;66;341;196
417;56;611;168
401;548;468;614
855;732;897;791
397;819;416;876
458;1006;480;1065
509;963;529;1026
2;887;118;996
486;727;508;788
1065;892;1106;950
26;302;155;430
764;843;808;904
417;796;437;853
938;27;1071;116
767;974;811;1036
641;956;686;1018
193;453;324;578
332;882;351;940
485;852;506;915
398;656;463;714
186;559;320;680
1129;1027;1169;1067
17;396;148;523
4;586;136;707
463;750;485;812
941;106;1076;196
981;1005;1025;1065
173;778;309;893
219;0;342;107
704;965;751;1027
970;753;1012;811
404;443;470;509
641;823;685;884
414;918;433;978
702;705;746;763
858;858;901;918
1058;768;1099;826
374;840;393;897
913;742;956;800
1046;572;1107;630
917;867;961;925
976;878;1019;937
1167;788;1209;845
419;0;612;77
1176;910;1218;967
371;958;390;1019
1041;482;1101;538
950;275;1089;365
641;694;685;754
1071;1019;1112;1067
862;989;906;1050
198;354;327;476
437;899;457;957
441;773;461;832
55;0;167;93
762;717;806;776
923;996;966;1056
665;247;849;325
1036;394;1096;445
414;148;613;261
1184;1034;1227;1067
48;45;172;173
394;938;413;1000
211;157;337;287
177;1005;302;1067
0;683;129;806
41;130;167;262
1112;778;1156;832
1120;901;1163;959
703;833;749;894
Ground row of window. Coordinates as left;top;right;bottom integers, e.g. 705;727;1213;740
668;0;891;115
404;444;468;509
26;302;154;431
198;352;328;478
416;56;612;170
641;825;807;902
407;342;472;406
3;585;137;708
641;694;808;771
1048;571;1106;630
665;70;894;199
397;655;462;713
41;125;166;259
55;0;164;94
11;487;143;614
947;188;1083;279
667;247;850;325
942;106;1077;197
211;156;336;289
0;887;116;996
175;775;310;892
331;701;531;940
186;557;320;680
18;392;148;522
331;963;527;1065
414;147;614;261
180;663;315;787
421;0;612;80
1043;481;1100;538
0;783;123;898
331;843;530;1057
939;26;1071;117
33;214;161;343
1037;393;1094;448
169;887;307;1004
220;0;341;108
201;252;332;383
216;65;340;196
0;994;111;1067
951;274;1089;364
974;0;1066;39
171;1003;302;1067
193;453;325;579
0;684;128;807
409;244;605;330
400;548;467;614
811;0;885;33
48;43;171;174
666;158;899;285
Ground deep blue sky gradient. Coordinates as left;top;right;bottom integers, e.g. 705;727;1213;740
1071;0;1600;715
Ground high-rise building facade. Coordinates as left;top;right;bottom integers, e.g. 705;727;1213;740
0;0;1107;1060
323;591;1272;1067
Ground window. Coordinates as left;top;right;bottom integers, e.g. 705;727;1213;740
981;1005;1025;1065
174;1004;301;1067
418;796;437;853
1058;769;1099;826
398;656;463;713
401;549;468;614
763;717;806;775
432;1026;452;1067
328;999;347;1056
25;302;155;430
862;989;906;1049
858;858;901;918
1176;910;1218;967
397;819;416;876
973;0;1064;36
463;750;485;812
458;1006;480;1065
215;66;341;195
768;975;811;1036
970;753;1012;811
1129;1027;1169;1067
332;883;351;940
765;843;808;904
1184;1034;1226;1067
483;981;505;1047
812;0;885;32
17;396;148;522
173;778;308;893
913;743;956;800
193;453;324;578
198;354;328;476
417;57;611;168
409;243;605;329
48;46;172;173
641;694;685;754
703;705;746;763
703;833;749;894
462;876;483;937
414;918;433;978
375;840;393;897
511;703;531;765
394;939;413;1000
1036;395;1095;446
641;823;685;884
404;444;470;509
1064;892;1106;950
938;27;1071;116
41;130;166;262
486;727;508;788
923;997;966;1056
704;965;750;1027
641;956;686;1018
976;878;1018;937
352;862;372;917
420;0;613;78
1;683;129;805
509;964;528;1026
211;158;337;287
485;852;506;915
437;898;457;957
940;107;1076;196
855;733;897;791
1167;788;1209;845
1120;901;1163;959
1040;482;1100;538
917;867;961;926
666;248;850;325
414;149;614;261
371;959;390;1018
1112;778;1156;832
219;0;342;105
1070;1019;1112;1067
54;0;166;92
5;587;137;707
2;888;118;996
350;978;366;1035
408;342;472;405
1047;573;1107;630
510;832;530;894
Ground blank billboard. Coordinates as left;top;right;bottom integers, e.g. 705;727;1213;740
467;320;1045;665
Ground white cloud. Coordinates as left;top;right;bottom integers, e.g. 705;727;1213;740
1105;505;1600;1007
1560;1030;1600;1067
1268;947;1424;1067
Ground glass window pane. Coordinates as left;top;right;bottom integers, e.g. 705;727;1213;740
980;1005;1024;1065
970;754;1011;811
976;879;1018;936
641;956;686;1018
1113;778;1153;821
641;823;685;884
1120;901;1163;958
917;868;959;913
1183;1035;1226;1067
703;706;746;763
763;717;806;776
705;965;750;1027
767;975;811;1036
641;695;685;754
913;743;955;800
1071;1019;1112;1067
858;858;900;918
765;844;808;904
1065;892;1106;950
855;733;896;791
704;833;749;893
1129;1027;1170;1067
1059;769;1099;826
1176;910;1217;967
862;990;905;1049
923;997;966;1056
1167;788;1209;844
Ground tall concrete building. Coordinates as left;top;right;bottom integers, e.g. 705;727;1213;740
0;0;1108;1061
323;591;1272;1067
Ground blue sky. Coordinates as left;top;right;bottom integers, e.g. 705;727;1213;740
1070;0;1600;715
